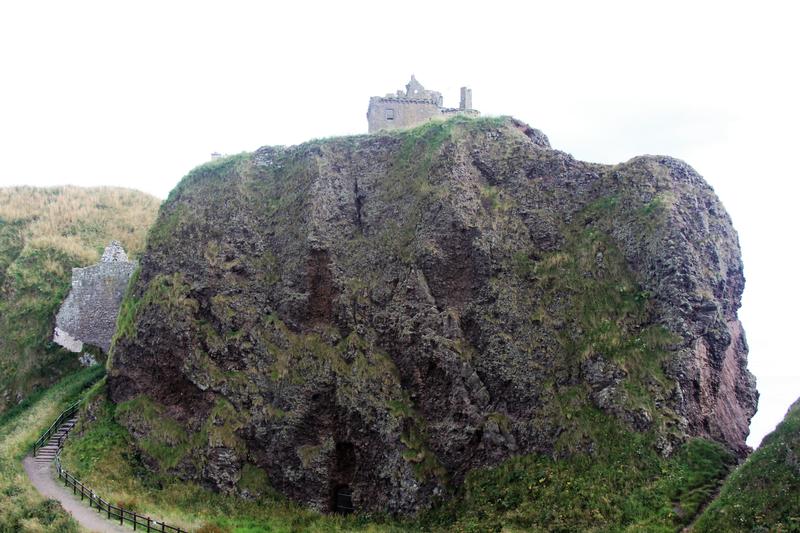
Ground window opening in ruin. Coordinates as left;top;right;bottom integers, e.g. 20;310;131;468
385;109;394;120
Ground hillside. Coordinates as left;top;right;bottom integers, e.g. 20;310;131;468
0;366;101;532
104;114;757;527
693;396;800;531
0;186;160;412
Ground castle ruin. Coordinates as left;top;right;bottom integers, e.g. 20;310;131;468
53;241;137;354
367;76;479;133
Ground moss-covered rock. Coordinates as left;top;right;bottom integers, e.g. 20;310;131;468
108;116;756;515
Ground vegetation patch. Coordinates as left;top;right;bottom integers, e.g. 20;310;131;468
0;365;102;532
693;398;800;532
419;415;734;533
0;186;158;413
115;395;207;471
519;195;680;440
62;390;735;532
61;387;415;532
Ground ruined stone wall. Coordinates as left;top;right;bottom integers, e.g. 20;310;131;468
367;99;481;133
367;97;441;133
53;241;136;353
367;77;480;133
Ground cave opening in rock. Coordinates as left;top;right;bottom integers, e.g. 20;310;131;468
335;441;356;474
331;441;357;514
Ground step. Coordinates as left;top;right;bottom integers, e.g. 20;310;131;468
33;418;79;458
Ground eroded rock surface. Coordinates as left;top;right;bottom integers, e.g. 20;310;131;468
108;117;757;514
54;241;136;353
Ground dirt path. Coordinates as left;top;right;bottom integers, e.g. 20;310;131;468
23;455;129;533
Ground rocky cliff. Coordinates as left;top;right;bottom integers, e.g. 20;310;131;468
108;116;757;514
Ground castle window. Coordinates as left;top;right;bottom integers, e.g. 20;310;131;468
385;109;395;120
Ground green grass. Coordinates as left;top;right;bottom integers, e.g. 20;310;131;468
61;386;411;532
693;398;800;532
0;186;159;414
419;413;734;533
60;387;737;533
0;365;103;532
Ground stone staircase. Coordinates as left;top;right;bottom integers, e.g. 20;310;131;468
33;417;76;463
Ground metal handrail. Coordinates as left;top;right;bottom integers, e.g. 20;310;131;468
32;399;81;456
34;402;189;533
54;456;187;532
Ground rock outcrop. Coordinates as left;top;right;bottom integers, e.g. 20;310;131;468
54;241;137;353
108;116;757;514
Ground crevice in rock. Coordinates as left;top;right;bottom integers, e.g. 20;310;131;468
306;249;335;324
353;178;364;233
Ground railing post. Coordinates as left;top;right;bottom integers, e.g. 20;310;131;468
31;405;183;533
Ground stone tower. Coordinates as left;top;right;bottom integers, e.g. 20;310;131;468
460;87;473;111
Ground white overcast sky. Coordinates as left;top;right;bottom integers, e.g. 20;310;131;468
1;1;797;447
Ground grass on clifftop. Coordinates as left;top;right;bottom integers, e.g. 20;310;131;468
0;186;159;413
693;397;800;532
0;365;103;532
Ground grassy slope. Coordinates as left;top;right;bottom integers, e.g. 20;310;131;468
693;397;800;532
0;186;159;412
0;365;103;532
62;386;737;533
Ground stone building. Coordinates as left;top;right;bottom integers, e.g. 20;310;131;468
53;241;137;354
367;76;479;133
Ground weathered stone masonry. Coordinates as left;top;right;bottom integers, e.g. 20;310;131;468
367;75;479;133
53;241;136;353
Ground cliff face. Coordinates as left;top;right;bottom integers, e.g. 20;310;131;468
108;116;757;514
